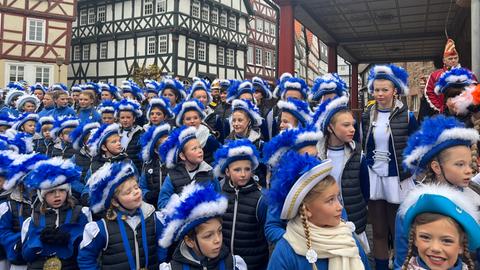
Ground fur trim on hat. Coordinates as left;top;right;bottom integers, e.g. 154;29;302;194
71;84;82;92
5;152;49;190
187;77;212;104
87;123;120;157
367;64;409;95
51;116;79;140
277;98;312;127
226;80;255;103
115;98;143;118
252;76;272;100
121;80;144;101
434;68;476;95
70;122;101;151
312;95;350;132
99;82;122;100
0;112;15;127
12;113;39;131
231;99;263;127
6;82;26;91
146;97;174;121
24;157;80;191
140;123;171;162
29;83;47;93
16;94;40;111
6;131;34;154
51;83;68;92
309;73;348;102
159;126;197;168
173;99;206;127
5;89;25;106
213;139;260;178
278;77;309;100
97;100;116;115
159;76;187;101
144;79;161;94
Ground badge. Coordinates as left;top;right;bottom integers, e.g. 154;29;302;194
44;256;62;270
148;168;153;174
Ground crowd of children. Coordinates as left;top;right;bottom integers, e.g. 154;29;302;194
0;40;480;270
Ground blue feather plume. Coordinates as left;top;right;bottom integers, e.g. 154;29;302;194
158;76;186;100
278;77;309;99
6;81;26;91
23;158;81;190
434;68;475;94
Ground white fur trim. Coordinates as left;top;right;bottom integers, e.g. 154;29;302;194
5;90;24;105
320;81;337;90
89;123;120;157
90;164;133;213
283;81;301;90
116;103;142;117
142;124;171;162
279;72;293;81
451;87;474;115
39;116;55;126
165;126;196;168
98;106;115;114
316;95;349;129
277;100;312;124
295;130;323;145
16;95;40;111
239;81;253;91
213;146;258;178
231;99;263;127
73;122;100;150
267;146;289;167
398;184;480;220
175;101;206;127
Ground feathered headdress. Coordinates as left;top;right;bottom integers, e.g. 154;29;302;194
398;183;480;250
451;84;480;115
312;95;350;133
6;81;26;91
187;77;212;104
87;161;137;214
213;139;259;178
139;123;171;163
36;115;55;133
51;116;79;140
268;151;332;219
4;89;25;106
121;80;145;102
71;84;82;93
29;83;47;93
434;68;476;95
16;94;40;112
5;152;49;191
367;64;409;95
159;125;197;168
0;150;17;176
82;82;101;95
226;80;255;103
262;126;323;168
309;73;348;102
50;83;68;92
173;99;206;127
5;131;34;154
231;99;263;127
158;76;187;102
252;76;272;100
87;123;120;157
272;72;293;98
70;122;101;151
144;79;161;94
403;115;479;173
97;100;116;115
115;98;143;118
276;75;309;100
12;113;39;131
158;182;228;248
0;112;15;127
277;97;313;127
146;97;174;121
99;82;122;100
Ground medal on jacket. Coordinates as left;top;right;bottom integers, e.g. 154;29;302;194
43;256;62;270
117;209;149;270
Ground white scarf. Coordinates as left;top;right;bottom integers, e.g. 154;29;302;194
283;216;365;270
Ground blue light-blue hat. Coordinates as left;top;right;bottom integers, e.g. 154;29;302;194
115;98;143;118
69;122;101;151
310;73;348;102
87;123;120;157
36;115;55;133
158;76;187;103
29;83;47;94
226;80;255;103
277;97;313;128
82;82;101;95
158;181;227;248
50;83;68;92
434;68;476;95
186;77;212;104
71;84;82;93
173;99;206;127
146;97;174;121
274;73;309;100
6;82;26;91
231;99;263;127
140;123;171;163
121;80;144;102
97;100;116;115
4;89;25;106
213;139;260;178
159;125;197;168
51;116;80;140
252;76;272;100
99;82;122;100
312;95;350;133
367;64;409;95
16;94;40;112
12;112;39;131
0;112;15;127
4;130;35;154
144;79;161;95
4;152;49;190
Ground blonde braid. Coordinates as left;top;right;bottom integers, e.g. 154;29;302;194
471;118;480;174
300;205;318;270
462;239;475;270
401;229;416;270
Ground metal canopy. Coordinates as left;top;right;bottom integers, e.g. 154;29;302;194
294;0;463;64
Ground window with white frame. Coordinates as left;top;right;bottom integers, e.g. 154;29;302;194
255;48;262;65
98;6;106;22
198;41;206;62
88;8;96;24
9;65;24;82
247;46;253;64
256;18;263;32
187;39;195;59
144;0;153;15
270;22;276;36
264;21;269;34
226;49;234;67
217;47;224;65
228;15;236;30
201;5;209;21
100;42;108;59
265;50;272;67
192;1;200;18
27;18;45;43
73;46;81;61
82;44;90;60
211;8;218;24
156;0;166;13
220;11;227;27
80;9;88;26
35;67;50;85
147;36;156;55
158;35;168;54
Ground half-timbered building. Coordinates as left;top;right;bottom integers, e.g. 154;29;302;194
0;0;76;86
69;0;252;85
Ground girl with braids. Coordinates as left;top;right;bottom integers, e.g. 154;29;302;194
266;151;370;270
395;115;480;268
361;64;417;270
397;184;480;270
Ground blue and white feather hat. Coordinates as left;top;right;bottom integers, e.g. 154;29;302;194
277;97;313;128
310;73;348;102
0;112;15;128
4;152;49;191
158;181;228;248
5;130;35;154
12;112;39;131
51;116;80;140
213;139;260;178
231;99;263;127
434;68;476;95
24;157;81;200
50;83;68;92
403;115;479;174
146;97;174;121
272;72;292;98
71;84;82;93
312;95;350;133
158;76;187;102
82;82;101;95
4;89;25;106
87;123;121;157
275;74;309;100
367;64;409;95
398;183;480;250
97;100;116;115
70;122;101;151
121;80;145;102
159;125;197;168
16;94;40;112
186;77;212;104
6;81;26;91
115;98;143;118
99;82;122;100
226;80;255;103
140;123;171;163
29;83;47;94
36;115;55;133
262;126;323;168
87;161;137;214
252;76;272;100
173;99;206;127
268;151;333;220
0;137;9;151
144;79;161;95
0;150;17;177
